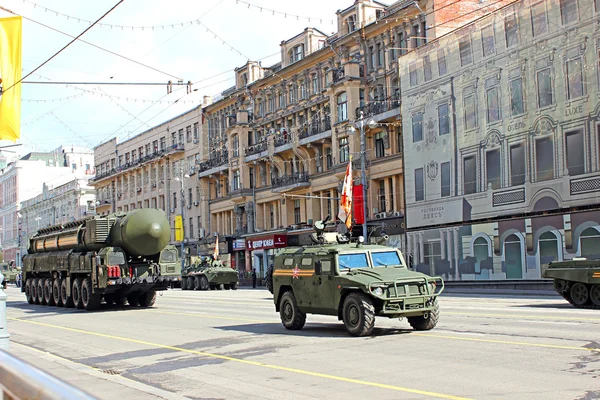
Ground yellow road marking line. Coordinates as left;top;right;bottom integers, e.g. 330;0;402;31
414;333;600;353
147;310;271;323
7;317;471;400
446;311;600;322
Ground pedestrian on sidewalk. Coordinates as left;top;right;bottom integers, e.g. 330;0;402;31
252;268;257;288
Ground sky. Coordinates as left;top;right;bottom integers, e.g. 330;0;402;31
0;0;343;158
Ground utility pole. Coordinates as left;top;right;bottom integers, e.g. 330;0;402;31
176;166;190;274
359;111;368;240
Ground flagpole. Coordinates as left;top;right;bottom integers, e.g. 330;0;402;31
359;112;368;240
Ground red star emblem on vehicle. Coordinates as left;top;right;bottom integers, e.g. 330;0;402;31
292;266;300;279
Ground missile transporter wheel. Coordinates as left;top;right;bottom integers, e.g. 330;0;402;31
25;280;34;304
61;279;74;308
31;279;39;304
181;278;188;290
591;285;600;306
37;279;47;305
139;290;156;307
194;276;202;290
72;278;84;309
53;279;63;307
342;292;375;337
200;276;209;291
44;279;55;306
408;299;440;331
279;291;306;330
81;278;101;311
127;294;140;307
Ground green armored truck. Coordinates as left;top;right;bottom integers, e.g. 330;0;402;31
21;208;181;311
271;217;444;337
543;258;600;308
0;262;19;285
181;255;238;291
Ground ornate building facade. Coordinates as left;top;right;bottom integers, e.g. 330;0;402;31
401;0;600;280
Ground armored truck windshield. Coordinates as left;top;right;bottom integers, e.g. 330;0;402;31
338;250;405;271
107;251;126;266
160;248;178;263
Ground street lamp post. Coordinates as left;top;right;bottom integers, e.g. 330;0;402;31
175;168;190;274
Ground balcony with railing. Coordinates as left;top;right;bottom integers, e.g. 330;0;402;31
355;96;401;121
245;141;268;157
271;172;310;192
197;151;229;175
299;117;332;143
274;131;293;147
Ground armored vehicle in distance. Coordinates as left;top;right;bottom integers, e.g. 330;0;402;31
0;262;19;285
21;208;180;311
181;255;238;291
543;258;600;309
271;217;444;336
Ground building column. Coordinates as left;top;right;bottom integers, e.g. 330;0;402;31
440;229;446;260
406;233;412;264
418;232;424;264
453;228;460;280
412;233;419;265
391;176;398;212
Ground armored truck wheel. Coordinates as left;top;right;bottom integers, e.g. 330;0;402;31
25;280;34;304
81;278;101;311
408;299;440;331
200;276;209;291
265;266;274;294
230;282;237;290
194;276;202;290
570;283;589;306
31;279;39;304
127;293;140;307
53;279;63;307
342;292;375;337
37;279;47;305
279;291;306;330
72;278;84;309
44;279;55;306
216;284;223;290
61;279;74;308
181;277;188;290
186;278;195;291
104;294;115;305
224;284;231;290
591;285;600;306
139;290;156;307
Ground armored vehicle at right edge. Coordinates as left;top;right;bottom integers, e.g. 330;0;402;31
271;217;444;337
181;255;239;291
543;258;600;308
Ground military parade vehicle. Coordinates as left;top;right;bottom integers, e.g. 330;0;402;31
181;255;238;291
0;262;19;286
270;217;444;336
21;208;181;311
543;258;600;309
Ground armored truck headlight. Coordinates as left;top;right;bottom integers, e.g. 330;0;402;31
372;287;384;296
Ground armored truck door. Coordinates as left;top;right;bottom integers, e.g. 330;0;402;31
309;257;335;313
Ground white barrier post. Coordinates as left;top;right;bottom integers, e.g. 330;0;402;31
0;271;10;350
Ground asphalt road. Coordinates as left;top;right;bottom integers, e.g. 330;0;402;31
2;286;600;400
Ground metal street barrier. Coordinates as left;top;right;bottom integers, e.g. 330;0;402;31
0;350;97;400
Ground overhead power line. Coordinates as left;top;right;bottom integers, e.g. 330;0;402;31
1;1;126;93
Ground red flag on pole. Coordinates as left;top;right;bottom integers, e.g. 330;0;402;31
338;160;353;229
353;184;364;224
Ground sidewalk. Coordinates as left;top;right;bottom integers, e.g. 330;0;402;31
5;342;189;400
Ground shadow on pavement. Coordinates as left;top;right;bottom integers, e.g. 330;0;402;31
215;322;413;338
6;298;154;317
510;302;574;309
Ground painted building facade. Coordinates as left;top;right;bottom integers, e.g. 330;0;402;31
401;0;600;280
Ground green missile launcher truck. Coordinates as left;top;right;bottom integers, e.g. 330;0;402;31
181;255;239;291
543;258;600;309
271;217;444;337
21;208;181;311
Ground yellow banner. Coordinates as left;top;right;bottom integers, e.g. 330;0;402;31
0;16;22;142
174;215;183;241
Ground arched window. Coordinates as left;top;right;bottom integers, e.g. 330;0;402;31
539;231;560;265
473;236;491;279
504;234;523;279
337;92;348;122
580;227;600;258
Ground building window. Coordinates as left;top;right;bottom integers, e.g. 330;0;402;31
510;144;526;186
326;147;333;169
539;231;560;265
566;56;584;100
423;241;441;275
580;227;600;258
560;0;578;25
536;137;554;181
486;86;501;123
504;234;523;279
504;11;519;47
509;74;525;116
409;62;418;87
375;132;385;158
536;67;553;108
565;129;585;175
186;126;192;142
438;104;450;135
396;127;403;154
269;204;275;229
233;170;241;190
459;36;472;66
481;25;495;56
312;74;319;94
294;200;301;224
464;155;477;194
423;55;432;82
339;137;349;163
337;92;348;122
377;43;383;66
369;46;375;70
415;168;424;201
378;180;386;212
486;149;501;190
399;32;407;55
464;94;477;130
412;112;423;142
531;2;548;37
441;162;451;197
437;49;447;76
232;134;239;157
178;129;184;145
299;81;306;99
